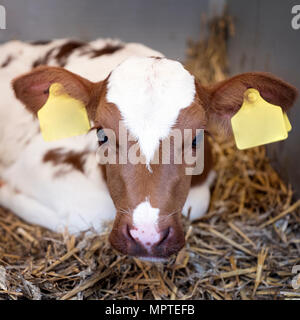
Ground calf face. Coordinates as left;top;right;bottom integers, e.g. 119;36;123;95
12;57;297;260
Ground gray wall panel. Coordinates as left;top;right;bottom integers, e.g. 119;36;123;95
0;0;212;60
228;0;300;197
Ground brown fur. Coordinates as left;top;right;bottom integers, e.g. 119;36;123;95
12;66;94;114
54;41;86;67
1;55;14;68
32;41;86;68
85;44;124;59
30;40;53;46
32;47;57;68
43;148;86;173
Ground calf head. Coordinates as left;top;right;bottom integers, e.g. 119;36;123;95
13;57;297;260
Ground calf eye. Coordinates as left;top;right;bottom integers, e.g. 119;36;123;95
192;137;197;148
97;128;108;144
192;131;204;148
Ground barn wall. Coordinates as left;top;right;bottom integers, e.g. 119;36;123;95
227;0;300;197
0;0;216;60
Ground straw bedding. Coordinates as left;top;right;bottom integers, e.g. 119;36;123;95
0;12;299;300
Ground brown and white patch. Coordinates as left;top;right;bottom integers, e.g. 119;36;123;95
106;56;196;166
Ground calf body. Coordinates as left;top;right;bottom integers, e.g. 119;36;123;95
0;39;296;260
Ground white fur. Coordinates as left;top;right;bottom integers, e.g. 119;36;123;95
67;41;164;81
130;200;161;249
0;39;163;233
106;57;196;165
182;170;216;220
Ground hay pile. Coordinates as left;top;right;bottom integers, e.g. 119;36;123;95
0;13;300;300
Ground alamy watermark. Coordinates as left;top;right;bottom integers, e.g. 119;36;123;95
95;124;205;176
0;5;6;30
291;5;300;30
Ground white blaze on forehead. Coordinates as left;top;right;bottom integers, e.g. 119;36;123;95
130;200;161;249
106;56;196;164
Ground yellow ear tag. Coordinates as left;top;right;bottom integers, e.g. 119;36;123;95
283;112;292;132
37;83;91;142
231;88;292;150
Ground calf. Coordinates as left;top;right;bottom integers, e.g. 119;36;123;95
0;39;297;260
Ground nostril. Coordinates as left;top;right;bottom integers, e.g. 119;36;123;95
156;227;171;247
123;224;137;244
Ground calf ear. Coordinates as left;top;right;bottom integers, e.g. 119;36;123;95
203;72;298;136
12;66;95;116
